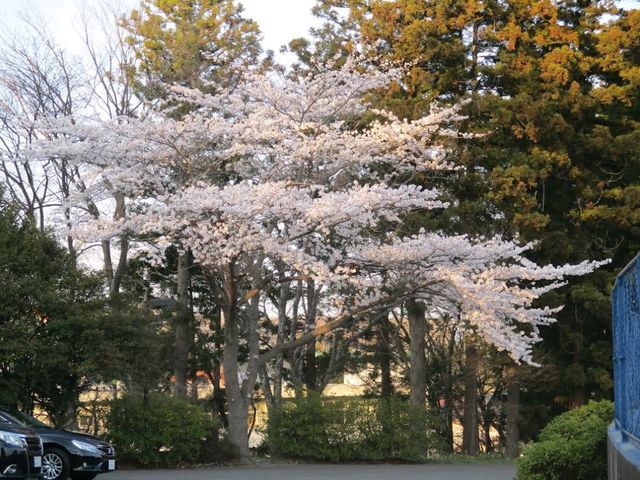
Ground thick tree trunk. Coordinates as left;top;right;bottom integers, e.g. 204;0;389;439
378;314;393;397
407;299;426;408
174;250;191;398
222;256;265;458
462;340;479;456
226;389;249;458
221;262;249;457
222;284;249;457
505;365;520;458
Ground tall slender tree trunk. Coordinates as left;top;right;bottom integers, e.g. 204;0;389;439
102;239;113;284
407;299;426;407
204;304;225;446
482;406;493;453
505;365;520;458
174;250;191;397
109;192;128;296
443;330;456;453
378;314;393;397
211;305;225;425
290;280;305;398
260;366;275;415
462;340;479;456
303;280;318;391
273;272;289;405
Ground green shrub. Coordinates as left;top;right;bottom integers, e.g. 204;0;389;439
516;400;613;480
268;395;445;462
106;394;216;467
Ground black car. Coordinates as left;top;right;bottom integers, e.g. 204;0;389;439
0;421;42;479
0;410;115;480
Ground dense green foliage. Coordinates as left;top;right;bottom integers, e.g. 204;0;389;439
516;400;614;480
268;395;445;462
0;194;172;426
106;394;216;467
0;197;102;423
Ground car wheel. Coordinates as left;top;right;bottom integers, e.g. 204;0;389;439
42;447;70;480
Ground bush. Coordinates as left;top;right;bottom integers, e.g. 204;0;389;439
106;394;216;467
268;395;445;462
516;400;613;480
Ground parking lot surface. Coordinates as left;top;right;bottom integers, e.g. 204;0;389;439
110;463;516;480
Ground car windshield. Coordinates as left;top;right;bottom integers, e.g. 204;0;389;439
0;409;50;429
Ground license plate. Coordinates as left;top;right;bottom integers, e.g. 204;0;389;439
33;456;41;468
108;460;116;470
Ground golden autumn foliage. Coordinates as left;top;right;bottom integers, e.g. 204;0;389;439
122;0;261;92
300;0;640;409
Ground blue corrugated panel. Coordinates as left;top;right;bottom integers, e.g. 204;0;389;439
612;253;640;439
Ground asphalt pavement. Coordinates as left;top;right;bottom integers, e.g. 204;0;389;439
109;463;516;480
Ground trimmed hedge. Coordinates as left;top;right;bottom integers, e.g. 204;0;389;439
106;394;216;467
268;395;445;462
516;400;614;480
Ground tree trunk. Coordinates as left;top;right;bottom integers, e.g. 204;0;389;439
462;340;479;456
223;255;265;459
290;280;304;398
221;262;249;457
226;388;249;458
260;366;275;415
211;305;226;426
303;280;318;391
174;250;191;398
482;406;493;453
109;192;128;296
443;330;456;453
273;272;289;405
62;400;79;431
505;365;520;458
407;299;426;408
378;314;393;397
102;239;113;284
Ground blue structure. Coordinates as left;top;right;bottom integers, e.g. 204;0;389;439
610;253;640;479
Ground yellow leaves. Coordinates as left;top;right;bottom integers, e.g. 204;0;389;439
123;0;261;89
577;184;640;229
540;47;582;87
512;120;539;143
514;212;550;231
621;66;640;89
592;9;640;105
579;204;640;229
498;20;525;51
529;147;571;172
489;164;539;208
569;167;582;181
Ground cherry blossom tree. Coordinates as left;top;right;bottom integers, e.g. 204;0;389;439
31;58;606;456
